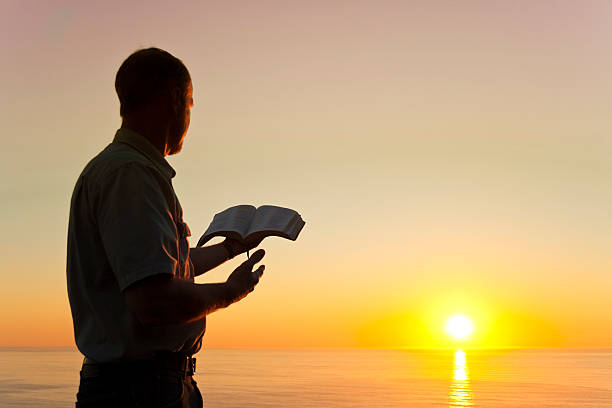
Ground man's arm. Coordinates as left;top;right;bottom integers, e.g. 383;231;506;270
190;238;264;276
125;249;265;326
189;243;231;277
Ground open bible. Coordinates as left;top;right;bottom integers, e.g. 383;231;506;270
196;205;305;247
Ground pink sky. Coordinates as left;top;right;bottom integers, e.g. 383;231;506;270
1;1;611;348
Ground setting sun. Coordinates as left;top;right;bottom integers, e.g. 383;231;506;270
445;315;474;341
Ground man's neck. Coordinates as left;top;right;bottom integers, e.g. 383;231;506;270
121;116;170;157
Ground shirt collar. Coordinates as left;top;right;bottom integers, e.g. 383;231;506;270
113;128;176;179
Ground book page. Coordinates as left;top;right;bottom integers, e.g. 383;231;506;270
198;205;256;246
246;205;298;237
283;215;306;240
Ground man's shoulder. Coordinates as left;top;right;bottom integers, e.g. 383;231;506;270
81;141;159;185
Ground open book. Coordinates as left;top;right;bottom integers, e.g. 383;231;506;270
196;205;305;247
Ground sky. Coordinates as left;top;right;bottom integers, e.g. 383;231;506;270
1;0;611;349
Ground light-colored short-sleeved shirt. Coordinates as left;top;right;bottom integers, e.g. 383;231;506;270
66;128;205;362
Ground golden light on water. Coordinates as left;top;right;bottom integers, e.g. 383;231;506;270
449;349;473;407
453;350;468;382
445;314;474;341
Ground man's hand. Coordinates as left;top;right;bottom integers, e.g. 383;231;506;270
225;249;265;304
223;236;264;258
190;237;264;277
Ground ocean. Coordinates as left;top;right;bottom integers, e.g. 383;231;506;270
0;348;610;407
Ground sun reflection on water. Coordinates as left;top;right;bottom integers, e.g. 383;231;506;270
449;349;473;407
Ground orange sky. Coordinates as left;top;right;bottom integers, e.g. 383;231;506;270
1;1;611;349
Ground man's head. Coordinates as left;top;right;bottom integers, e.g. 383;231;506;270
115;48;193;155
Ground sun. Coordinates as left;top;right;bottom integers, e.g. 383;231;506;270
445;314;474;341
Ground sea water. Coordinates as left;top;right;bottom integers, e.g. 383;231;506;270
0;348;610;407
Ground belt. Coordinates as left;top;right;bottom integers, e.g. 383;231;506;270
82;353;196;379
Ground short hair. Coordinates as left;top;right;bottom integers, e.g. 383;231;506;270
115;48;191;117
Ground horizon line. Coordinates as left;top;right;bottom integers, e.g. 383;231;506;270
1;346;611;351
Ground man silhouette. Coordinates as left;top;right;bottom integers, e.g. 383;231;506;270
67;48;264;407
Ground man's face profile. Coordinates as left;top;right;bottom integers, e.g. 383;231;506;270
168;81;194;155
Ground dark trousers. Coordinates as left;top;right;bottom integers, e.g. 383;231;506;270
75;360;203;408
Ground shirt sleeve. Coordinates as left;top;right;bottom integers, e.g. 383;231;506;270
97;163;178;291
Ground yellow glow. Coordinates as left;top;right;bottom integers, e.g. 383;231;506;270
445;314;474;341
449;349;472;406
4;3;612;350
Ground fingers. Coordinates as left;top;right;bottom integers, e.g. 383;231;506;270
228;249;265;299
248;265;265;293
253;265;265;280
243;248;265;268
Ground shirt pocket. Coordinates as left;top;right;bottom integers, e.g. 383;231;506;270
178;221;191;239
176;221;192;280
